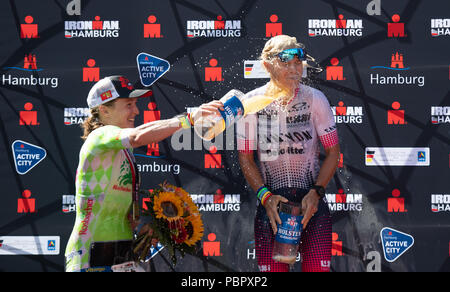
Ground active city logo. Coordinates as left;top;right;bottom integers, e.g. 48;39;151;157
12;140;47;175
370;52;425;87
64;16;119;38
47;240;56;251
136;53;170;87
431;194;450;212
332;101;364;124
187;15;241;38
1;54;59;88
431;106;450;124
431;19;450;37
380;227;414;262
190;189;241;212
326;189;363;212
308;14;364;37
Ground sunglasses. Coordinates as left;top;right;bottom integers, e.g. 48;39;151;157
276;48;308;62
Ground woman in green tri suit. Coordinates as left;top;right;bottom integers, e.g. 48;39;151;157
65;76;223;272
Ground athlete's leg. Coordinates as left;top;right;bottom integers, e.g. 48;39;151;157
299;198;332;272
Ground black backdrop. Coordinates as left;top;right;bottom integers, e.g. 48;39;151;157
1;0;449;272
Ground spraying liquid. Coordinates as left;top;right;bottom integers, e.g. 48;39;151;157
193;85;293;141
241;94;278;114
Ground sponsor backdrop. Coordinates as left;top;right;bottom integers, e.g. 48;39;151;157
0;0;449;272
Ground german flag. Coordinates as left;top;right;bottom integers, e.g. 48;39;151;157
366;150;375;163
244;63;253;76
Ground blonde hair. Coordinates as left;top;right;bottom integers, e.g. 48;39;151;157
81;99;117;140
260;35;305;61
260;35;306;100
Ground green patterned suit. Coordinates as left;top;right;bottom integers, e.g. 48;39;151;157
65;125;136;272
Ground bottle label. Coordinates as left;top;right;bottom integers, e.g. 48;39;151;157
220;96;244;128
275;212;303;245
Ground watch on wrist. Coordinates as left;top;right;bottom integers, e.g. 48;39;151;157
312;185;325;199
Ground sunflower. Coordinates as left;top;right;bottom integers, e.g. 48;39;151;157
153;192;184;222
183;214;204;246
174;186;189;200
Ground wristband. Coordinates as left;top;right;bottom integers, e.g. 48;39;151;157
261;192;273;206
187;113;195;126
176;113;192;129
257;186;273;206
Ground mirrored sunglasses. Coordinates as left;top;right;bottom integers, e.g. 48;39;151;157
277;48;307;62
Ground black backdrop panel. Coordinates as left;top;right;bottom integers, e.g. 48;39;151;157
0;0;449;272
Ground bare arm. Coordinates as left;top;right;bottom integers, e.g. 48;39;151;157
301;144;340;228
128;100;225;148
238;152;265;192
129;117;181;148
315;144;340;188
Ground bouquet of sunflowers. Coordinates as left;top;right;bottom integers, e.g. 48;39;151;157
133;181;204;265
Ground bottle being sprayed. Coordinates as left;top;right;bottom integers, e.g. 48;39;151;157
193;88;287;141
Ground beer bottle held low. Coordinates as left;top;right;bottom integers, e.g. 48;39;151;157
272;202;303;264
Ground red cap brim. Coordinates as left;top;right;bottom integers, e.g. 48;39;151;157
129;89;153;98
